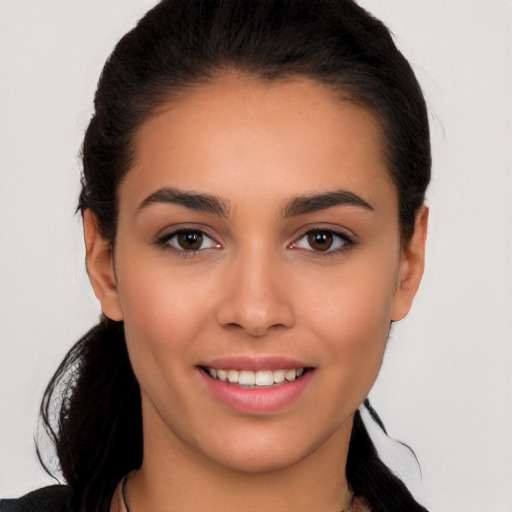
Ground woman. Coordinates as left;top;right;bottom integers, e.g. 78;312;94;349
0;1;430;511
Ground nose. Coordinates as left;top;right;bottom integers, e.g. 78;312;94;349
215;248;296;337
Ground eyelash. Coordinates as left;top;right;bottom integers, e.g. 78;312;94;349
154;227;355;257
154;228;221;257
290;229;354;256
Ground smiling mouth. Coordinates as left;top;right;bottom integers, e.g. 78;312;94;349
200;367;312;388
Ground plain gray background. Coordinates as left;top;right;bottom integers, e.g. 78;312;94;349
1;1;511;511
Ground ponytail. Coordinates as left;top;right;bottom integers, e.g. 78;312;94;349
346;400;429;512
39;318;142;512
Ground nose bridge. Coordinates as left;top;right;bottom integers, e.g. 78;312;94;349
215;242;295;336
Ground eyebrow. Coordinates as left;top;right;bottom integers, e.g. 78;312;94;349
282;190;374;217
137;187;230;217
137;187;373;219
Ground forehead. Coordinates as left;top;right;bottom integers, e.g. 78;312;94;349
124;73;396;215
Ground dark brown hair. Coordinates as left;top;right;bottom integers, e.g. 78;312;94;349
41;1;431;511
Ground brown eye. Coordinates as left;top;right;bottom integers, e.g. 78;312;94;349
307;231;334;251
159;229;220;252
177;231;204;250
291;229;352;254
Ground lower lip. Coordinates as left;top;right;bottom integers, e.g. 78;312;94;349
198;369;314;414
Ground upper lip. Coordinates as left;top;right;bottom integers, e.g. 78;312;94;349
199;355;313;371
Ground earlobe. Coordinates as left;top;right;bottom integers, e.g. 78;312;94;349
390;205;429;322
83;210;124;321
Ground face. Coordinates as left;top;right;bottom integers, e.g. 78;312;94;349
86;74;426;474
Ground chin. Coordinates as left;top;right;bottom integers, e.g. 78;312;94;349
197;424;334;475
213;446;307;474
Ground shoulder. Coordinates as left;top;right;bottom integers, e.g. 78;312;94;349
0;486;72;512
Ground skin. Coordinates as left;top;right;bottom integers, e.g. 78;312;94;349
85;73;428;512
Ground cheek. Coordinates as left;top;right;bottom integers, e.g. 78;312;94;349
300;254;397;338
319;287;390;376
114;257;217;382
296;253;398;394
312;295;390;416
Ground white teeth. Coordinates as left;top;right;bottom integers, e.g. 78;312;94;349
273;369;285;383
285;369;297;381
206;367;307;387
227;369;239;383
255;370;273;386
238;370;256;386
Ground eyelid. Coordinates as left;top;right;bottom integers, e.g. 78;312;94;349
154;224;222;253
289;227;355;254
153;223;355;256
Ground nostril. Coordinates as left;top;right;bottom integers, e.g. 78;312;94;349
226;323;241;328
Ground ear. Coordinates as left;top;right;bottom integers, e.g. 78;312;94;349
83;210;124;321
390;205;429;322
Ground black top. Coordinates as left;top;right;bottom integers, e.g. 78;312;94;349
0;486;72;512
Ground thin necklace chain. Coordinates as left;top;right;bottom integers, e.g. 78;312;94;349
121;475;352;512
